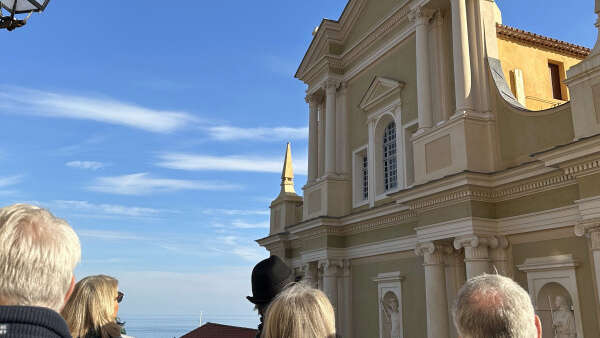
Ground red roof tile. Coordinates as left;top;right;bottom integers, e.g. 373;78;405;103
180;322;257;338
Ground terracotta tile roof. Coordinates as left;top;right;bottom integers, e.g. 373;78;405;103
496;23;591;59
180;322;257;338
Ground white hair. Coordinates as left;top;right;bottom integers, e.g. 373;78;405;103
453;274;537;338
0;204;81;311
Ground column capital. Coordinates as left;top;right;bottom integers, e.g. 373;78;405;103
324;79;341;92
415;241;452;265
453;235;499;250
409;7;436;25
319;259;344;276
575;219;600;250
305;92;323;105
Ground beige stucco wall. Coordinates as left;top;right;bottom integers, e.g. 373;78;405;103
497;37;585;111
347;36;418;154
511;234;600;337
351;253;426;338
493;92;574;166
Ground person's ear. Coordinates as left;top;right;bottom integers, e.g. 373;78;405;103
534;314;542;338
61;275;76;311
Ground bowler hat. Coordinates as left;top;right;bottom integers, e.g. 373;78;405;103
247;255;292;304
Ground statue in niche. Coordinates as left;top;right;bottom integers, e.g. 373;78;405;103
380;291;401;338
551;295;576;338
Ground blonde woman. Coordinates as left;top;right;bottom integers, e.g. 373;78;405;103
262;283;336;338
61;275;131;338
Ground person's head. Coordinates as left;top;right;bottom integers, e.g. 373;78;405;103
247;255;292;316
0;204;81;312
554;295;568;310
262;283;336;338
61;275;123;338
453;274;541;338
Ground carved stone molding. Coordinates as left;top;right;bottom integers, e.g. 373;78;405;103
415;241;452;265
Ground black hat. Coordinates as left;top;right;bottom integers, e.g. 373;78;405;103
247;255;292;305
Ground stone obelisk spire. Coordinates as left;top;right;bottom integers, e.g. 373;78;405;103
269;143;303;236
280;142;296;195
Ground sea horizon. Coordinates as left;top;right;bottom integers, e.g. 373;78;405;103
119;313;259;338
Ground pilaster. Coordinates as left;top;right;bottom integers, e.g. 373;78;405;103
450;0;474;115
325;79;340;176
410;7;436;134
489;235;511;277
306;94;320;183
340;259;353;338
319;259;343;332
575;219;600;312
415;242;451;338
444;249;465;338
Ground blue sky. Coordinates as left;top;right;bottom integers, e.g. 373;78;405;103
0;0;597;330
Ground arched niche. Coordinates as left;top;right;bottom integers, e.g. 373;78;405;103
517;254;583;337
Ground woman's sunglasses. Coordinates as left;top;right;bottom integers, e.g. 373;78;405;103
116;291;124;303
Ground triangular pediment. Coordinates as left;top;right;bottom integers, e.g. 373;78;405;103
360;76;405;112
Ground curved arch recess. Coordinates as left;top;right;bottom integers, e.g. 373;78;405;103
487;57;575;166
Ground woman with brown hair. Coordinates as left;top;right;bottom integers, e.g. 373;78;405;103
261;282;336;338
61;275;131;338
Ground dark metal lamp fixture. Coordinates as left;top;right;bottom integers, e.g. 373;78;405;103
1;0;50;31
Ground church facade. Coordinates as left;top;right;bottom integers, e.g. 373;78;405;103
258;0;600;337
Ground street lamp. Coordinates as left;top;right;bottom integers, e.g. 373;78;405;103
0;0;50;31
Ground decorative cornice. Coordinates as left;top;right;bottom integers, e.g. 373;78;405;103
563;157;600;177
496;24;591;59
407;172;576;212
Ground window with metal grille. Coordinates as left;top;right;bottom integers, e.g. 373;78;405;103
362;155;368;200
383;122;397;191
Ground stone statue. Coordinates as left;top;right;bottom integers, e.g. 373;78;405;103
380;292;402;338
551;295;576;338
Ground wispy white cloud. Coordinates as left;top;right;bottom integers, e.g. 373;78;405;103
215;236;267;262
0;86;198;133
66;161;106;170
231;220;270;229
201;208;269;216
156;153;308;175
88;173;242;195
0;175;22;188
77;229;150;241
206;125;307;142
52;200;170;218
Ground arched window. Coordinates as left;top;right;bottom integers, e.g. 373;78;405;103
383;122;397;191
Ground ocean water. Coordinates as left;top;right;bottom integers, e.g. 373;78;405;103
120;315;200;338
120;314;258;338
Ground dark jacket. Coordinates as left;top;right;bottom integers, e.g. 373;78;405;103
0;305;72;338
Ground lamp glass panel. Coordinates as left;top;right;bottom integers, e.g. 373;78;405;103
1;0;48;13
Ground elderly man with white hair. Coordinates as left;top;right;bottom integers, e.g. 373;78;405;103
0;204;81;338
453;273;542;338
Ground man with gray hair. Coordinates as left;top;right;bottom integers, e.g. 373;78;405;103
453;274;542;338
0;204;81;338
